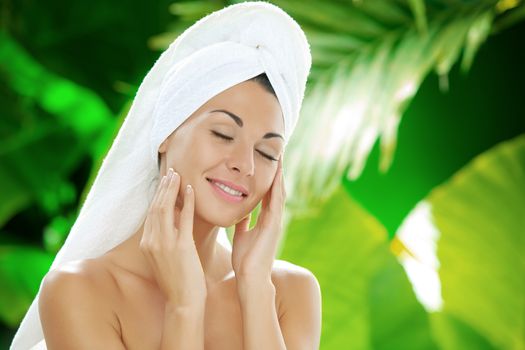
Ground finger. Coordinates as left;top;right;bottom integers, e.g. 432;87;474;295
256;190;271;227
258;161;280;224
156;172;170;212
235;212;251;234
143;212;162;254
151;175;167;209
140;210;153;249
261;186;271;210
161;168;180;229
269;158;284;214
280;156;286;200
255;158;283;229
145;175;167;240
179;184;195;241
156;171;176;245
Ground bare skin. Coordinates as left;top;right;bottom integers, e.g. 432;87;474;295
39;80;321;350
66;237;281;349
41;242;297;349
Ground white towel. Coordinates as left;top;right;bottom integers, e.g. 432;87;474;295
10;2;311;349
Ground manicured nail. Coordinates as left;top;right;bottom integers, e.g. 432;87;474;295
186;184;192;193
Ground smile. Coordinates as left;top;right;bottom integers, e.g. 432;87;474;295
207;178;247;203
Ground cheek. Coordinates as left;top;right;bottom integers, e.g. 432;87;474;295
168;142;207;208
166;133;208;173
250;175;274;203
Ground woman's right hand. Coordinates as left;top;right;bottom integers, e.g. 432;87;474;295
140;168;207;308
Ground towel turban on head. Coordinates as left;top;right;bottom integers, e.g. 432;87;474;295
10;2;311;349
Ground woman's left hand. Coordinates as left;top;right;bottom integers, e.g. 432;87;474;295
231;155;286;282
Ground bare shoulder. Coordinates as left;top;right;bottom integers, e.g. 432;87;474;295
271;260;322;349
40;258;118;304
39;259;125;349
271;259;322;305
43;257;108;280
272;259;320;288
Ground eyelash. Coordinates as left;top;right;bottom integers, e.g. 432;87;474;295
210;131;277;161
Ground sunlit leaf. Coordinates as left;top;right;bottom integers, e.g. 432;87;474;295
395;134;525;349
278;1;520;211
279;188;438;349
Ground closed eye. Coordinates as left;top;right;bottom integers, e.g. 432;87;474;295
210;130;278;161
211;130;234;141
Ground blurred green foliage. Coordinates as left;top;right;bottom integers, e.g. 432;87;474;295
1;0;524;349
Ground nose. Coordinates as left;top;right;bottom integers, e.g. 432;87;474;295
226;144;255;177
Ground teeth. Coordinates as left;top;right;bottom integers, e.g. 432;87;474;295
214;182;244;197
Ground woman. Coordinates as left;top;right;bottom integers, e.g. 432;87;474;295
10;2;321;349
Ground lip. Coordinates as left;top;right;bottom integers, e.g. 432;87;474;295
206;178;249;196
207;179;247;203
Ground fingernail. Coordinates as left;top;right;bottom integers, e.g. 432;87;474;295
186;184;192;193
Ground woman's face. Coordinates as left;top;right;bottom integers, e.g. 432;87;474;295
158;80;284;227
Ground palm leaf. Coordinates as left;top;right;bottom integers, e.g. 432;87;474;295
278;187;438;349
393;134;525;349
278;0;523;211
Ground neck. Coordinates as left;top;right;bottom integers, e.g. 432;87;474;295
110;213;232;289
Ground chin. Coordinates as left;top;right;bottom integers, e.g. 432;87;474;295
200;213;240;229
192;201;239;227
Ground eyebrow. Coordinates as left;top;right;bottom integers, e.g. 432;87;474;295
210;109;284;141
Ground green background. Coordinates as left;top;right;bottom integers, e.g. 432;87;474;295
1;0;524;349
